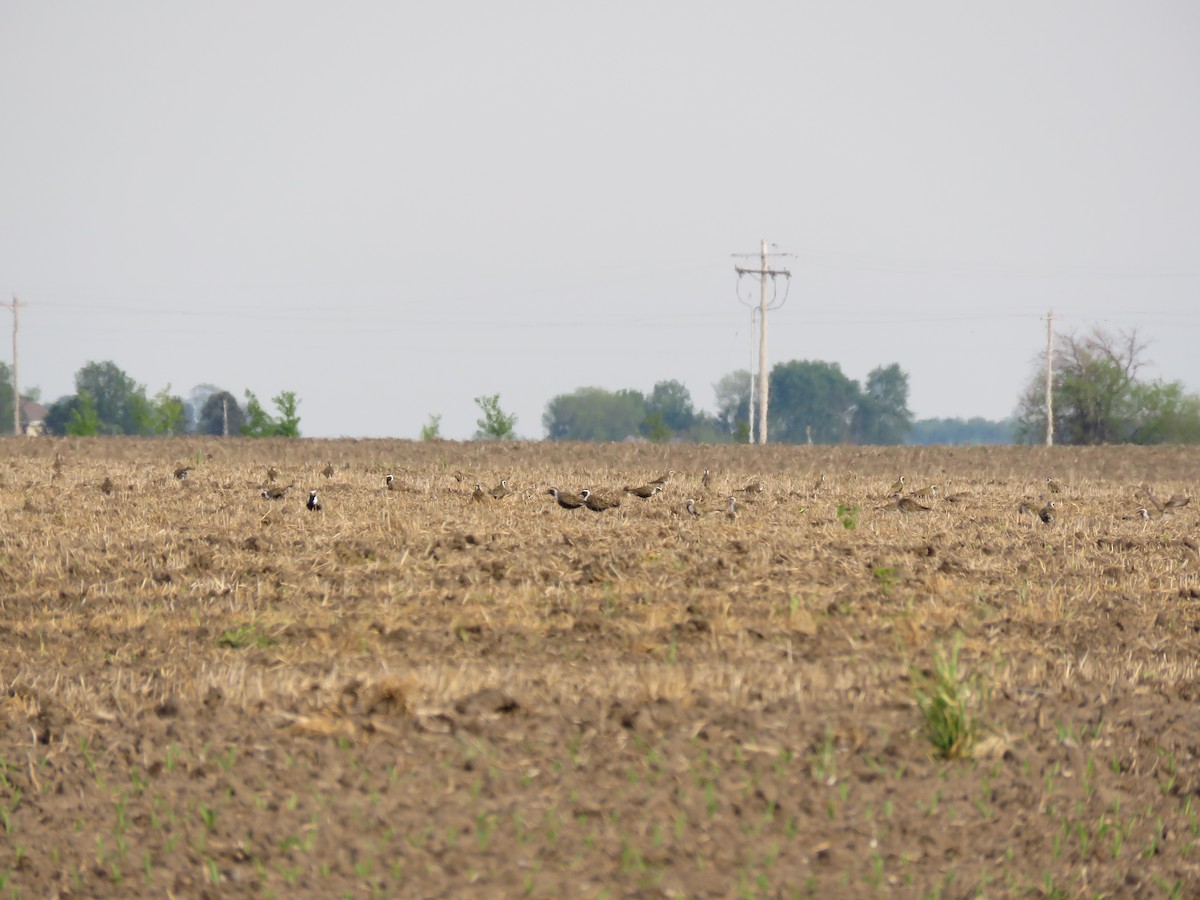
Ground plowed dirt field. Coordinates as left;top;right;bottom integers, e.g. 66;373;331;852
1;438;1198;898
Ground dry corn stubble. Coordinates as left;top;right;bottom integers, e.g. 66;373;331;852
0;437;1198;897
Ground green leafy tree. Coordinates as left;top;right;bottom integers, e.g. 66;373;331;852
641;410;672;443
197;391;245;436
1126;381;1200;443
272;391;301;437
188;383;223;432
241;390;278;437
45;396;79;435
67;390;100;436
713;370;751;439
0;370;43;435
420;414;443;441
74;361;149;434
768;360;861;444
240;390;301;437
1015;326;1200;444
0;362;16;435
142;385;186;435
678;412;733;444
644;380;695;436
854;364;914;444
474;394;517;440
543;387;646;441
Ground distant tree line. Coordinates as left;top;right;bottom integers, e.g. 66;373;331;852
544;327;1200;447
1014;327;1200;445
18;360;303;437
543;379;728;443
907;417;1016;446
12;325;1195;446
544;360;921;444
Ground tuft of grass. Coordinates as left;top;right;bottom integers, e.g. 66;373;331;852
872;566;898;597
216;623;275;650
836;503;859;530
912;635;984;760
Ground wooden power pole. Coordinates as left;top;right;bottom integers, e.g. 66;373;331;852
746;307;757;443
735;240;790;444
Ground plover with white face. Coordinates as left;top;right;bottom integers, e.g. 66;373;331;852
547;488;585;509
580;489;620;512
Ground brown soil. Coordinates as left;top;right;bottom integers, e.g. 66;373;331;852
0;438;1198;897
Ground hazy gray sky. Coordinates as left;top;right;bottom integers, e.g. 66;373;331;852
2;2;1198;439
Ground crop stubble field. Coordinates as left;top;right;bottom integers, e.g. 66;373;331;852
0;437;1198;897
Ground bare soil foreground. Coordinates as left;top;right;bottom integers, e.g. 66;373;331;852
0;438;1198;898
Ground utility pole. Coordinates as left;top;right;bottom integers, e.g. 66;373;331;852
2;296;17;436
1044;310;1054;447
734;240;791;444
746;307;756;443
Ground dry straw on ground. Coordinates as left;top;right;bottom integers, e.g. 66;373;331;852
0;437;1197;896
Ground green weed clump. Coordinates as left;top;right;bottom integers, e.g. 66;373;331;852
216;624;274;650
913;636;985;760
836;503;860;530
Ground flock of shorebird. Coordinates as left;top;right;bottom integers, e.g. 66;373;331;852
535;469;750;520
224;464;762;520
536;469;759;521
174;461;1189;526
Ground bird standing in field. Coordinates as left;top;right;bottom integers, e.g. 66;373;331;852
725;496;738;521
701;469;713;491
911;484;938;499
1140;485;1164;513
307;490;322;511
624;483;662;500
685;499;701;518
887;476;905;496
649;469;674;486
174;465;190;480
1038;500;1056;524
737;480;765;496
580;489;620;511
100;476;114;495
261;483;295;500
547;487;585;509
385;473;395;491
267;466;279;483
490;479;511;500
1046;477;1063;494
322;463;334;479
472;483;487;502
896;495;932;514
1017;501;1035;523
